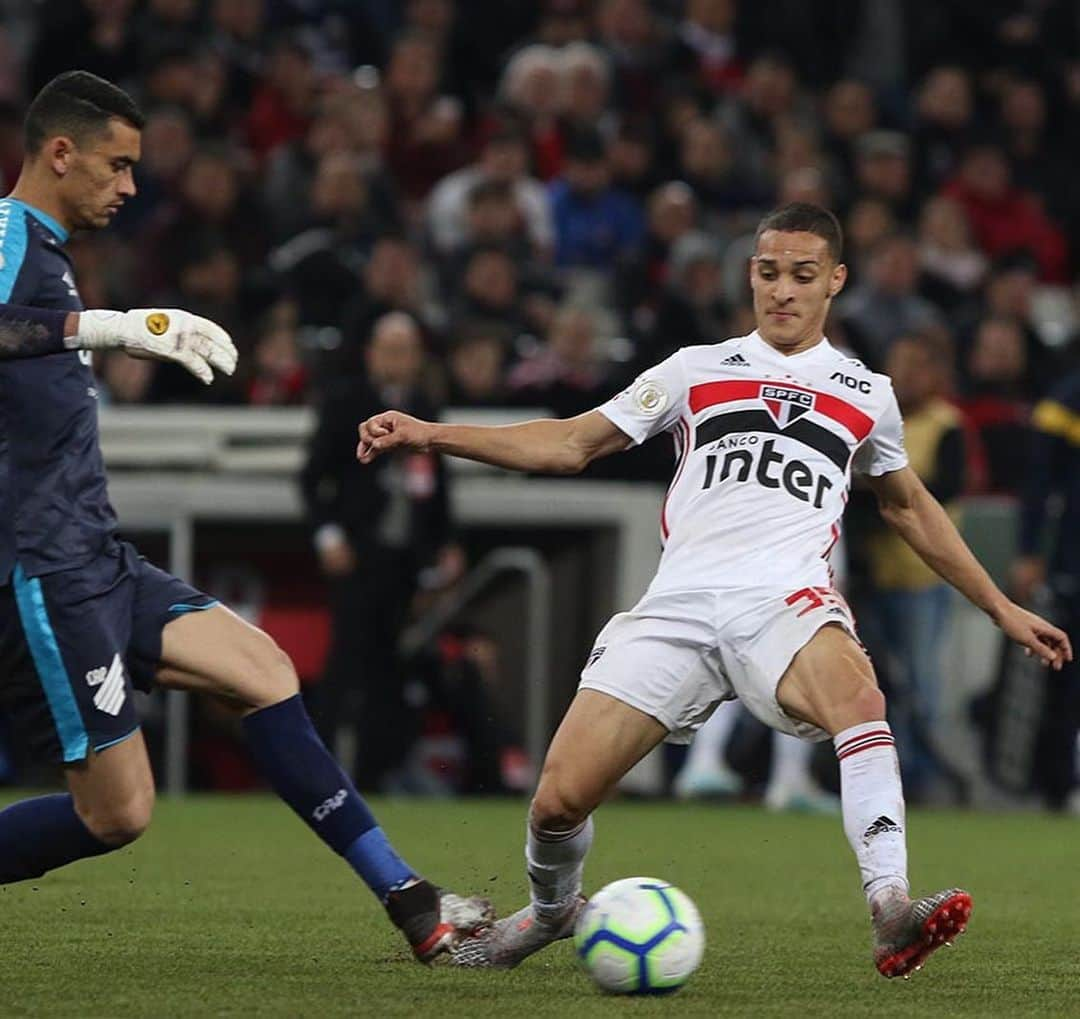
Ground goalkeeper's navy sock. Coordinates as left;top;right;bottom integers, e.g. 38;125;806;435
0;793;113;883
243;694;414;900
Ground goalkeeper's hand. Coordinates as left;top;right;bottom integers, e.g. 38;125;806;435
74;309;238;385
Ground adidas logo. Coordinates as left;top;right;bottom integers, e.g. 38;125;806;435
863;815;903;841
585;646;606;669
86;653;126;716
721;353;749;365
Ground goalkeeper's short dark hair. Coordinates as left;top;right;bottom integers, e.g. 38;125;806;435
24;71;145;153
755;202;844;263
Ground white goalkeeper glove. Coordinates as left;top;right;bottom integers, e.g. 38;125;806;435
74;308;238;385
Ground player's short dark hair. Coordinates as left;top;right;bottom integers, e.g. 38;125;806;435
755;203;844;263
24;71;145;154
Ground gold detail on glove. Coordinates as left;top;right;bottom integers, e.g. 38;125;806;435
145;312;170;336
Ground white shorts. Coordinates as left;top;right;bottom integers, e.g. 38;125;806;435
578;584;861;744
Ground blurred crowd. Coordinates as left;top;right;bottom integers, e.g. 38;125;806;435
4;0;1080;806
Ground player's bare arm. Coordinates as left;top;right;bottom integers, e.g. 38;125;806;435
868;466;1072;669
358;408;631;474
0;304;237;382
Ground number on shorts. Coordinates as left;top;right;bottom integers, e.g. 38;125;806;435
785;585;848;619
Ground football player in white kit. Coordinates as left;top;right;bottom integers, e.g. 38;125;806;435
357;204;1071;978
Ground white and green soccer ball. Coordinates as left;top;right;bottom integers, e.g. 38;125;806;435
574;877;705;995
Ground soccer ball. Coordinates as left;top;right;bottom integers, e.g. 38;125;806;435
574;877;705;995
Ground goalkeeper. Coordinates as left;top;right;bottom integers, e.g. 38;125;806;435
0;70;491;961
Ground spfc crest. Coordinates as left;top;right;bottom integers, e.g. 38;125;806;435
760;384;813;428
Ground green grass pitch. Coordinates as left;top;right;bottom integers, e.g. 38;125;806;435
1;795;1077;1017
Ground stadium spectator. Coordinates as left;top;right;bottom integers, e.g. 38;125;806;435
677;117;767;227
497;45;565;180
670;0;744;97
382;31;467;205
820;78;878;205
112;106;194;236
268;151;399;330
616;180;699;336
27;0;140;95
839;233;944;370
507;305;610;417
449;246;531;344
607;117;658;198
246;299;308;406
843;196;898;284
852;130;917;225
941;142;1068;283
593;0;668;118
998;77;1067;216
1012;367;1080;813
262;85;397;243
300;311;459;789
717;51;812;190
134;0;204;58
444;326;510;407
911;65;975;196
560;42;615;137
976;249;1056;393
863;333;971;801
916;195;988;315
138;143;267;298
548;127;644;270
338;235;437;370
426;122;553;259
207;0;267;108
955;317;1031;495
643;231;730;364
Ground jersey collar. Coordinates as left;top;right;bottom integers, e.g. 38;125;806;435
7;198;69;243
746;330;833;366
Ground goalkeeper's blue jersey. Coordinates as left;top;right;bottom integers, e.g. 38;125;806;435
0;197;117;583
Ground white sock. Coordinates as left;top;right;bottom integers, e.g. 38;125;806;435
526;817;594;923
681;699;740;774
834;721;909;906
767;732;814;793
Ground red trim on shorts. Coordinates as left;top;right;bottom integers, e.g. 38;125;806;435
661;417;691;540
688;379;874;440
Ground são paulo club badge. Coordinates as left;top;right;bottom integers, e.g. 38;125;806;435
760;384;813;428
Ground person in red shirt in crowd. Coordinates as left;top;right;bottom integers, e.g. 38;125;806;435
941;142;1068;283
245;38;317;163
383;31;468;205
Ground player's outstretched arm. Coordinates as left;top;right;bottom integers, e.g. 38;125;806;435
75;309;238;384
0;304;74;359
0;305;238;383
358;409;630;474
868;466;1073;670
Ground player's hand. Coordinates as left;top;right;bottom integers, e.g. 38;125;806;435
994;600;1073;670
357;411;433;463
76;308;238;385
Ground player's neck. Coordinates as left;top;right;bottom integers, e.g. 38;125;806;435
755;330;827;357
8;170;72;236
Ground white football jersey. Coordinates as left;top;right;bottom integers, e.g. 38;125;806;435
598;331;908;596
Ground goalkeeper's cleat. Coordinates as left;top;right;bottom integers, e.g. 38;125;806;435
673;762;744;800
872;887;972;979
384;880;495;963
762;780;840;815
449;895;586;969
